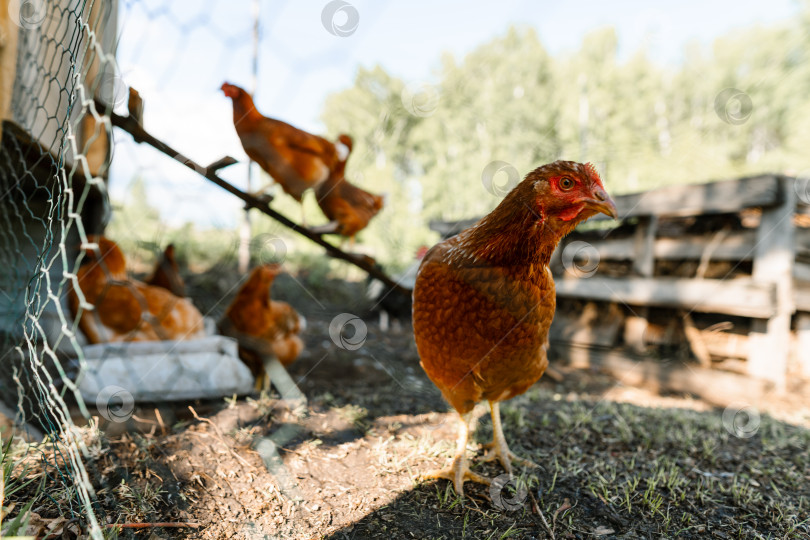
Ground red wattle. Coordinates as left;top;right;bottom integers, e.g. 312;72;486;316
558;204;584;221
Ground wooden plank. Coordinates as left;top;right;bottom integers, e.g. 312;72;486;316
794;261;810;283
569;236;635;260
549;343;772;404
431;175;783;237
797;229;810;256
682;312;712;367
633;216;658;276
702;331;749;359
558;231;757;263
579;319;750;359
796;285;810;312
590;174;783;221
549;302;623;347
567;227;804;263
626;217;658;352
624;316;650;353
0;2;20;142
655;232;757;260
747;177;796;390
554;276;776;318
74;0;117;178
797;314;810;378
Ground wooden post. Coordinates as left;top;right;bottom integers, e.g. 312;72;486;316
747;176;796;390
0;1;20;138
633;216;658;278
238;0;261;275
624;215;658;352
77;0;117;181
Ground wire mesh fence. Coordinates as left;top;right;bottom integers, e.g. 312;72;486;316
2;0;810;537
0;0;121;536
1;1;370;534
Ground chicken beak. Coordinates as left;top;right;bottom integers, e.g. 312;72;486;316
585;187;619;220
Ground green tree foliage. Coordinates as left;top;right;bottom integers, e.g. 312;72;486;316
115;14;809;275
319;16;809;268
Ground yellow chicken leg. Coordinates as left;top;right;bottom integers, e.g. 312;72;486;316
481;401;540;474
421;411;491;495
253;369;270;393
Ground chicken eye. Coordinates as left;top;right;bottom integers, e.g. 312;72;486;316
559;177;575;190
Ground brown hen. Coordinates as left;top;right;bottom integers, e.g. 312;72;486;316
314;134;383;242
221;82;339;209
69;236;205;344
219;264;305;389
412;161;617;495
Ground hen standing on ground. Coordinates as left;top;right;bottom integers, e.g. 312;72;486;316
221;82;339;220
219;264;305;389
314;134;384;244
69;236;205;344
412;161;618;495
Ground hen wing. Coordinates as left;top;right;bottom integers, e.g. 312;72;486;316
239;120;335;198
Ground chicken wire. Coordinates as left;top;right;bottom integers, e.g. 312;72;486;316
0;0;298;533
0;0;117;536
2;0;390;533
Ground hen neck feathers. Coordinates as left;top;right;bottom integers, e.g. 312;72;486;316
454;199;580;271
232;94;264;126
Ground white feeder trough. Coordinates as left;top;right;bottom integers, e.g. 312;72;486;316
77;333;254;403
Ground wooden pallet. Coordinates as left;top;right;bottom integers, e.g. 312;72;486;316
432;174;810;390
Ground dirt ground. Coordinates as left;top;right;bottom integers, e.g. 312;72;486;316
6;277;810;539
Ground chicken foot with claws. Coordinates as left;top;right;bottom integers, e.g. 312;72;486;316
421;411;491;495
480;401;540;474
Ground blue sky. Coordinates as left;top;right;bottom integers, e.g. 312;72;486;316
111;0;801;227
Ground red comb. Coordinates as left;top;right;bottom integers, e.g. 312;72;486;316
585;162;604;187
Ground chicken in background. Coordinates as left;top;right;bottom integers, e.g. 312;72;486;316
69;236;205;344
221;82;340;221
219;264;305;389
312;134;384;246
145;243;185;297
413;161;618;495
